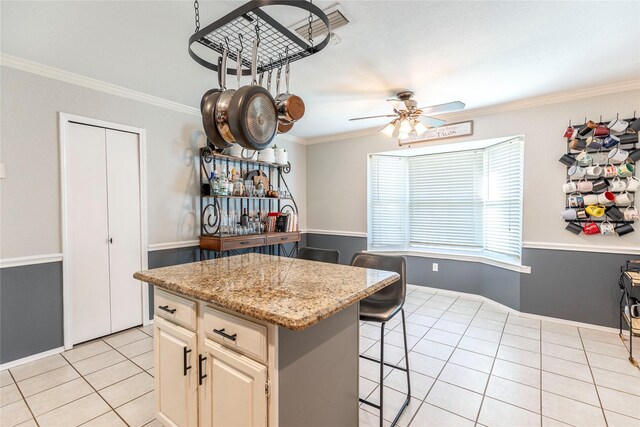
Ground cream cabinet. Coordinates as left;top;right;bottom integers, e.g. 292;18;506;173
154;317;198;427
153;289;270;427
199;339;268;427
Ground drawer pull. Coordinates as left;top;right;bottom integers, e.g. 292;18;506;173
158;305;176;314
213;328;237;341
183;347;192;376
198;355;207;385
239;241;251;245
280;237;288;241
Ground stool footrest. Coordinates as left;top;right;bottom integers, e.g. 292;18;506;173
359;354;409;372
359;398;381;410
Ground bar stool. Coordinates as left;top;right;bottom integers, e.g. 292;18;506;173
297;247;340;264
351;252;410;427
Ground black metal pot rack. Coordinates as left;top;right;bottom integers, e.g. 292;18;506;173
188;0;331;76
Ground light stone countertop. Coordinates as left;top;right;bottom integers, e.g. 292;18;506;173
134;253;400;331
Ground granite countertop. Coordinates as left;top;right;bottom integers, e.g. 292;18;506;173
134;253;399;331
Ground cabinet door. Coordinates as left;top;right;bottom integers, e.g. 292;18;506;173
106;129;142;332
66;123;111;344
154;317;198;427
200;339;268;427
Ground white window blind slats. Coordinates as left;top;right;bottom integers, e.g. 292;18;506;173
369;156;407;250
408;150;484;249
369;137;523;263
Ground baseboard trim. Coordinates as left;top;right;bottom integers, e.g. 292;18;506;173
0;346;65;371
0;254;63;269
410;284;620;335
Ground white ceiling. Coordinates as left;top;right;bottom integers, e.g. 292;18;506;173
2;1;639;139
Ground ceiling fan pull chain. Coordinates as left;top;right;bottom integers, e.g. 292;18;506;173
193;0;200;33
308;0;314;47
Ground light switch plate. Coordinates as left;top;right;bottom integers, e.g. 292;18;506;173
432;263;438;272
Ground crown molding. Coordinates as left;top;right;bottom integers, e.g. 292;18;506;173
305;79;640;145
1;53;311;145
1;53;202;117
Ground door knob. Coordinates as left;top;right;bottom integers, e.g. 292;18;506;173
109;238;113;244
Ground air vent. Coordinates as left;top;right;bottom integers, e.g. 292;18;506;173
294;7;349;39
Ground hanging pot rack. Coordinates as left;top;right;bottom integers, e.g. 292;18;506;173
188;0;331;76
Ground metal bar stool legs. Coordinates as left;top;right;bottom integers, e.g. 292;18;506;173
359;308;411;427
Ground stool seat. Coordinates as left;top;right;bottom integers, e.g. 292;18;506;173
359;299;402;323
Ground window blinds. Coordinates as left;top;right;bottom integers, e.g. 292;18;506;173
368;137;523;263
369;155;407;250
408;150;484;249
483;139;523;260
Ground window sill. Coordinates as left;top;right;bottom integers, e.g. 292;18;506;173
365;249;532;274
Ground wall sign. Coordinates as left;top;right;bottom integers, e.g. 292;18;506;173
398;121;474;146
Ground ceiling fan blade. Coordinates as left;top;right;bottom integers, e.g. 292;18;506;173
385;98;400;102
349;115;397;121
418;101;466;115
420;116;447;127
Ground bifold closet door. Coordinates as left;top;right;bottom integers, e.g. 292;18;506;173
105;129;142;332
67;123;112;344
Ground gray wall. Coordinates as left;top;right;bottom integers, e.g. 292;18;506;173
1;240;307;364
306;233;634;329
0;262;63;364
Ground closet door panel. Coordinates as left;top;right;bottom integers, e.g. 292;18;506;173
67;123;111;344
106;129;143;332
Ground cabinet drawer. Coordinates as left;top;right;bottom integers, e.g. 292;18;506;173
154;288;197;330
266;232;300;245
220;236;266;251
203;306;267;363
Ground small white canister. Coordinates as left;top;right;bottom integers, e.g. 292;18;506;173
274;147;288;165
258;147;275;163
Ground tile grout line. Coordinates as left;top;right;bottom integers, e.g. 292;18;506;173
59;340;131;427
8;369;40;427
473;303;510;425
577;328;609;427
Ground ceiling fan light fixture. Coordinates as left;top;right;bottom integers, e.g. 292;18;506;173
380;121;396;137
414;120;428;135
399;119;411;134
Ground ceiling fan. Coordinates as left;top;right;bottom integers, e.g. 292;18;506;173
349;91;465;139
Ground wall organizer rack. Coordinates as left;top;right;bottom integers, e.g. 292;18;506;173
560;115;639;236
198;146;300;259
188;0;331;75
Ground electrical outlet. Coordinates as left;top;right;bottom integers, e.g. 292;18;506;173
432;263;438;272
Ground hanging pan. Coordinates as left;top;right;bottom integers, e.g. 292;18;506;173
228;36;278;150
276;58;305;124
275;62;293;134
202;45;232;148
215;36;243;145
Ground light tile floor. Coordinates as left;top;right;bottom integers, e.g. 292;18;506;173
358;285;640;427
1;325;155;427
2;286;639;427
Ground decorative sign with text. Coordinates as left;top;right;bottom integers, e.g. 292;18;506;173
398;121;474;146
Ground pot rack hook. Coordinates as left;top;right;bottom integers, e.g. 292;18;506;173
254;16;261;46
224;37;231;52
237;33;244;54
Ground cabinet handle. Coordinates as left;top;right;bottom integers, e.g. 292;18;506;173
239;241;251;245
212;328;237;341
280;237;288;241
158;305;176;314
198;354;207;385
183;347;192;376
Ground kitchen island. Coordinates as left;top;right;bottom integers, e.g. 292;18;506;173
134;253;399;427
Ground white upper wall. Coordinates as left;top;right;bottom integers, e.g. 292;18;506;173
0;65;307;259
306;88;640;252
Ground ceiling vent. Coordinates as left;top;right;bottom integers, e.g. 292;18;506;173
293;6;350;40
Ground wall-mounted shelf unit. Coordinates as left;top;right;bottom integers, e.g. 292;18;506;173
619;260;640;367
